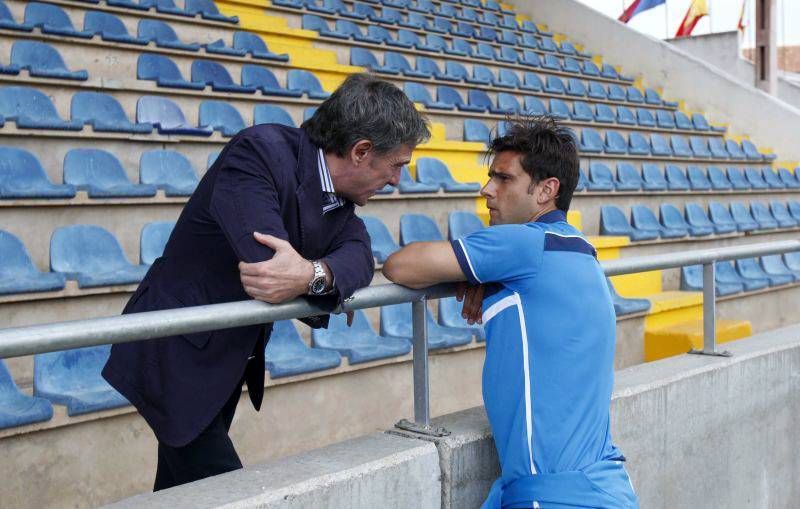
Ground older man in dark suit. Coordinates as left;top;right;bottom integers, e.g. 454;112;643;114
102;74;430;490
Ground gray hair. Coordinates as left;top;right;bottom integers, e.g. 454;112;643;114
301;73;430;156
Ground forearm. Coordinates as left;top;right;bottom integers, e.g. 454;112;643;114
383;241;465;289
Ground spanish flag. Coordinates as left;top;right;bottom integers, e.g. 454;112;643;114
618;0;666;23
675;0;709;38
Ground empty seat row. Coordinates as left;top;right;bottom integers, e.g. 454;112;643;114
600;201;800;241
0;40;88;80
0;146;200;199
577;163;799;192
681;255;800;296
577;128;773;161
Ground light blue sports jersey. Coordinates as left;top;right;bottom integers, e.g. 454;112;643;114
451;210;638;509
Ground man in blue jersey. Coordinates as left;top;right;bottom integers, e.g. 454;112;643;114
382;117;638;509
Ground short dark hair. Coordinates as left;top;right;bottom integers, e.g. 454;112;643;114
302;73;430;157
487;115;579;212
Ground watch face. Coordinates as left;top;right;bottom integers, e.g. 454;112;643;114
311;278;327;294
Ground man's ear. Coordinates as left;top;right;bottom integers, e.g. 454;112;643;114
539;177;560;204
350;140;373;165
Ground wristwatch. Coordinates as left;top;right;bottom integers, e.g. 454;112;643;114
308;260;328;295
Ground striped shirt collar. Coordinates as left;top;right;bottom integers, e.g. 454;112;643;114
317;148;345;214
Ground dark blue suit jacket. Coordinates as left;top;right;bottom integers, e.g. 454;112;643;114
102;125;374;447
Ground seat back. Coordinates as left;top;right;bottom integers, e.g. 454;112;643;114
137;53;183;81
604;131;627;152
24;2;74;30
241;64;282;90
589;162;614;186
641;163;666;188
685;203;714;228
140;150;199;190
436;86;463;107
400;213;443;244
361;215;398;262
498;69;520;87
0;146;60;195
445;61;469;80
616;163;642;186
137;19;179;43
63;149;132;189
580;128;603;151
136;96;189;129
0;85;63;123
472;65;494;84
34;345;112;395
686;166;711;190
191;60;235;86
599;206;632;235
287;69;325;95
50;225;131;275
671;135;692;156
659;203;688;229
198;100;245;136
630;205;661;232
463;119;490;143
468;89;493;110
650;133;672;156
665;164;690;190
10;40;70;73
497;92;520;112
253;104;294;126
707;166;731;189
448;211;484;240
416;56;442;76
708;202;736;226
233;31;269;53
416;157;456;186
140;221;175;265
0;230;40;278
70;91;133;128
691;113;710;130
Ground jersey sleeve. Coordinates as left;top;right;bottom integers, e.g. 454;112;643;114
450;224;544;284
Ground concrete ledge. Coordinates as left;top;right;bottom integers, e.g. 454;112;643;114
103;432;442;509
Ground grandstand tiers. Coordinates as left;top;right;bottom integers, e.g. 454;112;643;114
1;0;799;505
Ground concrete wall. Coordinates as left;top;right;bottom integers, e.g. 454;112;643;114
518;0;800;160
670;31;800;111
106;323;800;508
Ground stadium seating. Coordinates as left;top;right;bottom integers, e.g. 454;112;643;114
82;10;146;44
587;162;615;191
685;203;731;235
448;211;485;240
137;54;204;90
380;302;473;349
24;2;93;38
265;320;341;378
140;221;175;265
759;255;798;283
0;147;76;199
34;345;129;415
232;32;288;61
71;92;153;134
680;264;744;296
600;206;659;241
0;230;66;294
736;257;793;287
241;65;303;97
415;158;481;192
749;202;778;230
716;260;768;291
0;1;33;32
437;296;485;340
398;166;439;193
10;41;88;80
312;310;411;364
253;104;295;127
191;60;256;93
361;215;399;263
50;225;149;287
136;96;213;136
64;149;157;198
631;205;687;239
769;201;798;229
287;70;330;99
0;86;83;130
0;360;53;429
138;19;201;51
139;150;199;196
198;100;246;137
660;203;711;237
606;278;651;315
400;213;444;245
615;163;643;191
185;0;238;23
729;202;760;231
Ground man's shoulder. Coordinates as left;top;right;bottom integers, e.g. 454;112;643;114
235;123;306;147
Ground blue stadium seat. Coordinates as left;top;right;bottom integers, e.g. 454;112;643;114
655;110;675;129
398;166;438;193
204;38;247;57
690;113;711;131
34;345;128;415
0;147;75;199
418;33;450;53
437;86;483;112
410;0;435;12
198;100;245;137
606;278;651;315
0;0;33;31
383;52;425;78
498;46;520;64
743;167;769;189
143;0;194;16
604;131;627;155
191;60;255;93
0;360;53;429
0;86;83;130
715;260;767;291
580;60;600;76
404;82;450;110
137;19;200;51
71;91;152;134
689;136;712;158
544;77;567;98
442;61;470;82
399;213;443;244
380;302;472;350
725;139;746;160
539;36;559;53
685;166;711;190
11;40;87;80
682;203;717;236
0;230;66;294
240;65;301;98
467;89;505;114
546;98;569;119
579;128;603;153
650;133;672;156
726;167;751;190
233;32;288;61
497;69;521;89
499;30;518;45
728;202;759;231
670;135;692;158
303;107;317;122
476;26;498;41
265;320;341;378
137;96;212;136
355;4;394;23
401;12;429;29
769;201;798;229
287;70;330;99
680;265;743;296
350;47;396;74
664;165;690;191
368;25;412;48
789;200;800;222
207;151;220;169
448;210;484;240
521;50;541;67
673;111;693;130
615;106;636;126
737;257;792;286
631;204;687;239
137;54;204;90
361;215;399;263
437;296;485;341
524;96;546;116
576;169;588;192
253;104;295;127
741;139;766;161
707;167;731;190
499;13;517;29
615;163;643;191
660;203;709;237
635;108;655;127
302;15;348;39
140;221;174;265
644;88;662;105
594;104;615;123
750;202;778;230
599;206;658;241
587;162;614;191
708;138;730;159
761;168;785;189
471;65;496;85
566;78;587;97
626;87;645;103
641;164;667;190
185;0;237;22
627;132;651;156
416;158;480;192
571;101;594;122
707;202;740;234
140;150;199;196
587;81;607;100
417;57;453;80
541;54;562;71
760;255;798;283
784;251;800;276
463;119;491;144
24;2;92;38
607;84;627;102
64;149;157;198
312;310;411;364
472;42;495;61
777;168;799;188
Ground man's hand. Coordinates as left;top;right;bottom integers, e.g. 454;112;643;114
456;282;484;325
239;233;314;304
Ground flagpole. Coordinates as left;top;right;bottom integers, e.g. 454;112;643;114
664;0;669;38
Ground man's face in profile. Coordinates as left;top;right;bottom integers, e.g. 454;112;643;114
344;144;413;206
481;151;540;225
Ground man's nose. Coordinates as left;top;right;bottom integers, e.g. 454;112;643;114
388;168;401;186
480;181;493;198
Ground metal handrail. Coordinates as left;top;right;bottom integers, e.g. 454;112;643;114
1;239;798;434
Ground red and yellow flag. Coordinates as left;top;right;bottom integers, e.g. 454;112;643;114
675;0;709;38
737;0;747;32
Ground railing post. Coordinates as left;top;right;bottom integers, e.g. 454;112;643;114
394;297;449;437
689;262;732;358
